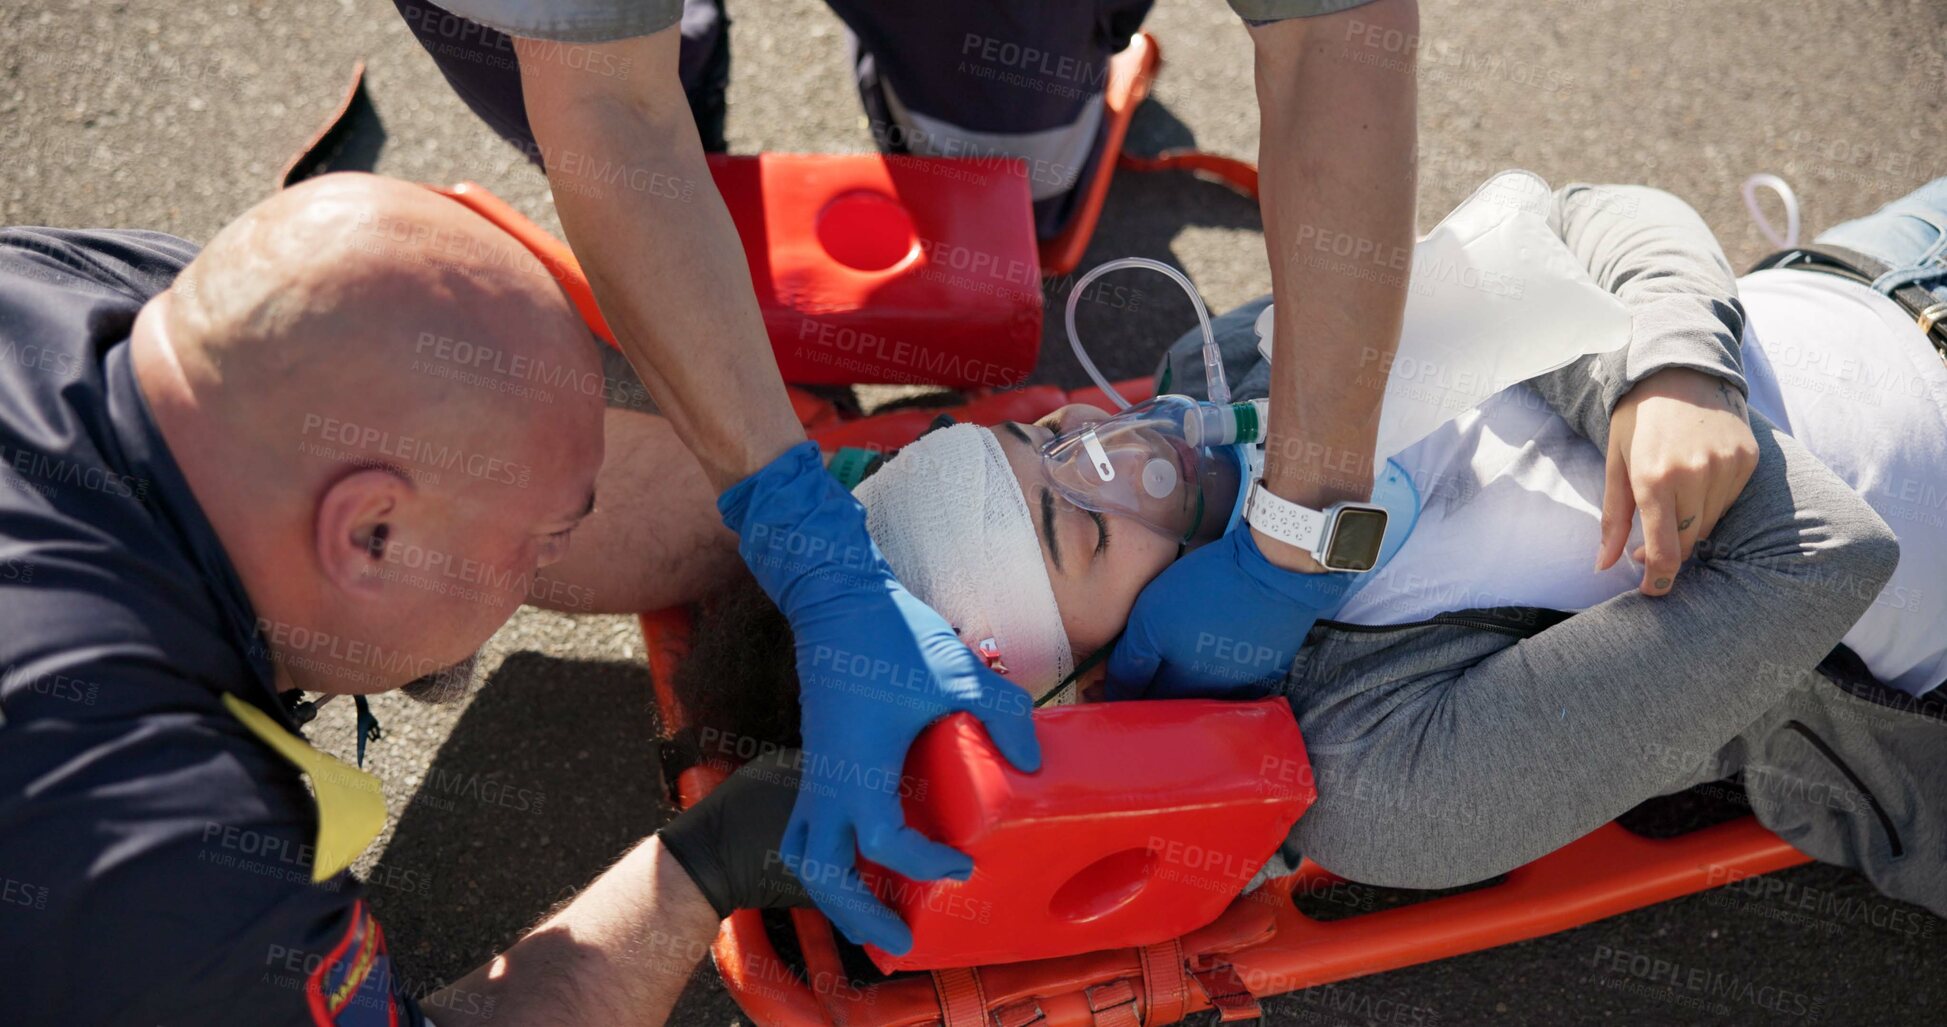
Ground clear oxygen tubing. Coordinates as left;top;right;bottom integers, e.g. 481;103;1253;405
1065;257;1228;410
1742;173;1801;249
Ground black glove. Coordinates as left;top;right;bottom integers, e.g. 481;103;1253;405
656;746;813;918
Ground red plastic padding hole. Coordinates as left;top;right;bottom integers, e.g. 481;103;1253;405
816;190;919;272
1048;847;1158;923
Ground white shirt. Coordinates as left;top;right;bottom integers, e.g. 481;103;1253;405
1337;269;1947;696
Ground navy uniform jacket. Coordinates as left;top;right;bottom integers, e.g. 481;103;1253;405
0;229;433;1026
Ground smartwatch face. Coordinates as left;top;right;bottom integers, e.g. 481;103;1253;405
1324;507;1389;572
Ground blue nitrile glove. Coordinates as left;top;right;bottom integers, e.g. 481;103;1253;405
1105;525;1354;701
1107;459;1420;701
718;442;1042;953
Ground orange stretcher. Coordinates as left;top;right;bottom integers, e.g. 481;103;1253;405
634;390;1811;1027
420;74;1811;1025
1039;33;1261;279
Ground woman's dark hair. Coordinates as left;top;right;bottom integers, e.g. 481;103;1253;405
672;567;802;753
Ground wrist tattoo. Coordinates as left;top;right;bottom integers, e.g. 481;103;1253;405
1716;379;1745;416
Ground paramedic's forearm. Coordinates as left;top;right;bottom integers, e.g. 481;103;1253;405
430;836;717;1026
516;31;804;491
1250;3;1417;547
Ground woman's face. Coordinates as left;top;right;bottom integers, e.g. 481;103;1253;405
988;404;1182;661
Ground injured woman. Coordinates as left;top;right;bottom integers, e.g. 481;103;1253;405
676;173;1947;917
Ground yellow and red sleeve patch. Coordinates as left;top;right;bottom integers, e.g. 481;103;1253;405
305;900;401;1027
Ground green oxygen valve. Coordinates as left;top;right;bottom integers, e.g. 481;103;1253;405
1227;399;1270;444
1186;398;1272;447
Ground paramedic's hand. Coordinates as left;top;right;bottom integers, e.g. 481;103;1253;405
657;747;814;916
1107;527;1354;701
718;442;1041;954
1601;368;1758;596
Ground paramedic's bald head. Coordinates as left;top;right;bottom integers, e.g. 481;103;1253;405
158;173;595;447
131;172;605;699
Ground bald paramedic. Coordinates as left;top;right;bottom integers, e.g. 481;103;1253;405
0;174;814;1025
390;0;1480;951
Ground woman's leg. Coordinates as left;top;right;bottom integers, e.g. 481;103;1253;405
1812;176;1947;307
1701;667;1947;916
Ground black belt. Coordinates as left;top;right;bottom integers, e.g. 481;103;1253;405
1752;242;1947;362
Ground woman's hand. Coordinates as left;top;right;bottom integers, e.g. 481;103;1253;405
1600;367;1759;594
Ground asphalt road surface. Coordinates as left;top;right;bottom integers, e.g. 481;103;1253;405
5;0;1945;1023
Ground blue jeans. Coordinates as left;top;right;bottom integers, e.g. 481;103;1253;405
1814;176;1947;312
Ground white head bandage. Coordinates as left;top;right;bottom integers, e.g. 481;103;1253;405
854;423;1074;700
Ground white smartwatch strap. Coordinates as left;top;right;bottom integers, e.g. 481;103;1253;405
1243;478;1326;553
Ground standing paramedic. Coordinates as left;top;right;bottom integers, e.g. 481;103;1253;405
391;0;1740;951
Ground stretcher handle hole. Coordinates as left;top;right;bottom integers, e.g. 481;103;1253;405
1048;846;1158;923
816;190;920;273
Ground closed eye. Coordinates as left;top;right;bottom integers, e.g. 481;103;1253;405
1039;486;1062;571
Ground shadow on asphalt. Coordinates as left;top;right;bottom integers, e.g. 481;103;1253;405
1033;98;1265;391
367;652;664;985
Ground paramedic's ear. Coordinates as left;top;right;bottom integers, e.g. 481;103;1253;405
314;468;413;593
